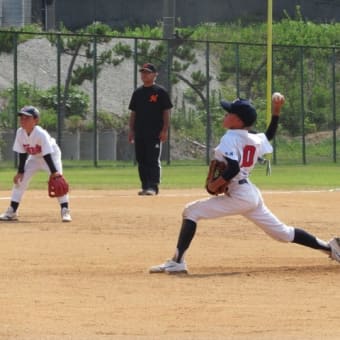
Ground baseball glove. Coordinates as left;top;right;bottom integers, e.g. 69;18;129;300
205;159;229;195
48;174;69;197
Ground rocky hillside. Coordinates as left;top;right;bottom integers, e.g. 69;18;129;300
0;37;220;118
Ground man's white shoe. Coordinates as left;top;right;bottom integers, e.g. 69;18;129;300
145;189;157;196
0;207;18;221
61;207;72;222
149;259;188;274
329;237;340;262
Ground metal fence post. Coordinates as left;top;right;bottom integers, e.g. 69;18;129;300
57;33;62;148
13;32;18;168
332;47;337;163
272;46;277;165
300;46;306;165
235;43;240;98
205;41;211;165
132;38;138;166
93;34;98;167
166;39;172;165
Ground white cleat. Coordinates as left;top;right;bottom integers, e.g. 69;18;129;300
145;189;157;196
0;207;18;221
61;207;72;222
329;237;340;262
149;259;188;274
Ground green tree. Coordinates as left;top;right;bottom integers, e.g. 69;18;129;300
46;22;117;133
0;82;90;130
0;24;43;53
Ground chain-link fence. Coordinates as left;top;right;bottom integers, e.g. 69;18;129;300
0;30;339;167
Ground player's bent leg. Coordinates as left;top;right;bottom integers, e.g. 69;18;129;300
149;219;195;274
10;160;38;204
244;200;339;262
175;219;196;263
243;201;295;243
293;228;330;252
0;171;34;221
183;194;256;222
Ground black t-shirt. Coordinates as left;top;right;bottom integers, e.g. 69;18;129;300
128;84;173;139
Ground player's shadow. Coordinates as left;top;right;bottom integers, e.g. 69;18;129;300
181;264;338;278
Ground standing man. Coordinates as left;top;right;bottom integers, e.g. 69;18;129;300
128;63;173;196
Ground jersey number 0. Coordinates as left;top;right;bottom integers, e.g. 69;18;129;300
241;145;256;167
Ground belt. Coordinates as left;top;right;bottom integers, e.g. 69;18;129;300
238;179;248;185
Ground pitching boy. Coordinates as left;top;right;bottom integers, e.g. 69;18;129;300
150;94;340;274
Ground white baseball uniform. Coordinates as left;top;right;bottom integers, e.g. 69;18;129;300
183;129;295;243
11;125;68;204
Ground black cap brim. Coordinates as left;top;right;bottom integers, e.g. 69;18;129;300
17;111;38;118
18;112;33;117
220;100;232;112
139;68;153;72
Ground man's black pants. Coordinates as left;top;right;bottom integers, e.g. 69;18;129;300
134;137;162;191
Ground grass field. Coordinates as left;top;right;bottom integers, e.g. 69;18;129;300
0;161;339;191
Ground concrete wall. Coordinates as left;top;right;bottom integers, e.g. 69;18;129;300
5;1;339;31
51;0;340;31
1;0;32;27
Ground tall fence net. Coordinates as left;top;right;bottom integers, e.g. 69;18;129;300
0;31;339;167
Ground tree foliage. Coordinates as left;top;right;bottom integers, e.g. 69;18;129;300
46;22;116;122
0;82;90;130
0;24;43;53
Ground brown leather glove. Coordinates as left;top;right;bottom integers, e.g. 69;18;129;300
205;160;229;195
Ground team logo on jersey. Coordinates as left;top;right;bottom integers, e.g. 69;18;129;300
23;144;42;155
149;94;158;103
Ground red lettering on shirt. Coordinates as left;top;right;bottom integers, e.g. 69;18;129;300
149;94;158;103
23;144;42;155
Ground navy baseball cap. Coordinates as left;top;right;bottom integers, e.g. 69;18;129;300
139;63;157;73
220;98;257;126
18;106;40;118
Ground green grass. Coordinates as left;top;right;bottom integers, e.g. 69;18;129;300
0;162;339;191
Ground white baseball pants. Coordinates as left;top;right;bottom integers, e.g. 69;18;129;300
183;180;295;243
11;148;68;204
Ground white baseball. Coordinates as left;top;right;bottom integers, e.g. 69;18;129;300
272;92;284;101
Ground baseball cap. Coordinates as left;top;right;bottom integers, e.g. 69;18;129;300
220;98;257;126
18;106;40;118
139;63;157;73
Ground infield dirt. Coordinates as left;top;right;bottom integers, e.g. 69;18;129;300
0;189;339;339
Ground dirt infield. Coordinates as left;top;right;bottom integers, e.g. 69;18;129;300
0;189;339;339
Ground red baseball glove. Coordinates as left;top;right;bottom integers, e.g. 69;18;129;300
48;174;69;197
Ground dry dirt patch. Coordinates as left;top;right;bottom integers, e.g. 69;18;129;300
0;189;339;339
